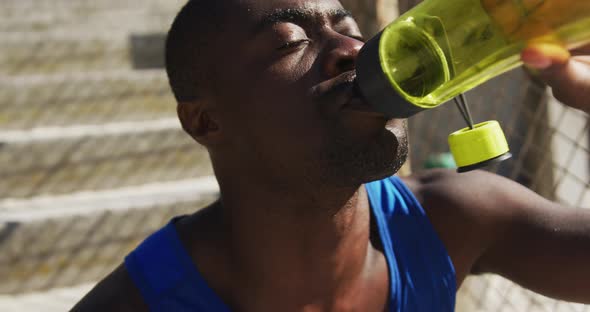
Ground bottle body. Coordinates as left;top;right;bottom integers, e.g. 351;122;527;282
356;0;590;118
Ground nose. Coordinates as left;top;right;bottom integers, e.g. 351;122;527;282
321;32;363;78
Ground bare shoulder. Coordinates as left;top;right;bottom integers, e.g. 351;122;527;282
399;168;555;235
402;168;511;197
71;264;148;312
401;168;543;216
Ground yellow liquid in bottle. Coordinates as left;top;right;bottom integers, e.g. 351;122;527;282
379;0;590;108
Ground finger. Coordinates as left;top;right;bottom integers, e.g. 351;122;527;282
571;43;590;56
572;56;590;66
522;43;571;70
538;59;590;110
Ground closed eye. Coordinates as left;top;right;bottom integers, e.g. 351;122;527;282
278;39;312;50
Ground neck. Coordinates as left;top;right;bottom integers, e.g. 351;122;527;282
215;171;381;307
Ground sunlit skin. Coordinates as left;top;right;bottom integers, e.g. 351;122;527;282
73;0;590;311
522;42;590;111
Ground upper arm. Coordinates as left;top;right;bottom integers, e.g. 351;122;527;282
472;186;590;304
412;169;590;304
71;264;148;312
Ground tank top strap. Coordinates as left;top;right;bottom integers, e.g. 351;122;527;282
124;218;229;311
365;176;457;312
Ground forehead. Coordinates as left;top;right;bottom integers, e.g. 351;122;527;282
234;0;347;22
241;0;344;11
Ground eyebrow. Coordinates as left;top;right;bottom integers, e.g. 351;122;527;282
252;8;354;35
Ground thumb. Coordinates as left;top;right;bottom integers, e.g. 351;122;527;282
521;42;571;70
522;43;590;111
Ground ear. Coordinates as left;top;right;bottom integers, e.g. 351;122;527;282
177;101;221;146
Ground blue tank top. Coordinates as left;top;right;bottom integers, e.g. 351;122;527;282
124;176;456;311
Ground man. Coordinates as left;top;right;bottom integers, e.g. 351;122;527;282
73;0;590;311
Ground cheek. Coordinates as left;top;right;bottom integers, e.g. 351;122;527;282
265;51;317;85
243;54;320;120
218;50;328;146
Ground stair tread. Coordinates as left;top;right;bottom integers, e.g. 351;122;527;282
0;127;213;199
0;176;219;222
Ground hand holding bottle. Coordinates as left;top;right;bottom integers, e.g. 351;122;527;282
522;43;590;113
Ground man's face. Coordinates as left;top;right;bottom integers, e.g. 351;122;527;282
208;0;408;187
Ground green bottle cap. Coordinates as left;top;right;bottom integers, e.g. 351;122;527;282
448;120;511;172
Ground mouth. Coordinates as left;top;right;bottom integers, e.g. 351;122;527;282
341;74;387;119
341;79;373;111
312;71;387;119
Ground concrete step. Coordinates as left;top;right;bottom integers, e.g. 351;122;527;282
0;8;175;34
0;0;185;11
1;32;168;75
0;176;219;294
0;283;95;312
0;0;185;20
0;35;130;75
0;70;175;129
0;123;213;199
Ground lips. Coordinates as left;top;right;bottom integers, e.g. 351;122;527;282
341;79;372;111
312;71;385;118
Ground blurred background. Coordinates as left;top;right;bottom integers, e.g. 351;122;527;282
0;0;588;311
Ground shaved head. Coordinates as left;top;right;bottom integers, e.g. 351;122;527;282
165;0;228;102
